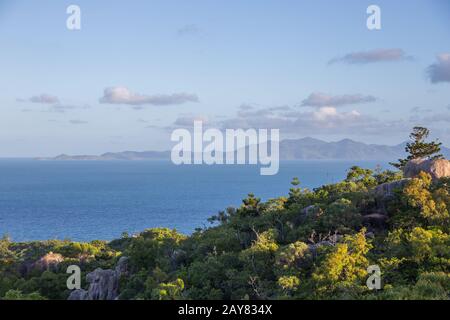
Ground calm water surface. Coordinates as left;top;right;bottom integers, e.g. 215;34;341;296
0;160;388;241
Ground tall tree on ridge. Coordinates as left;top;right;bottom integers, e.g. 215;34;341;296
391;126;443;170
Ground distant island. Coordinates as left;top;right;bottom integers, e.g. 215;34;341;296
35;137;450;161
36;150;170;161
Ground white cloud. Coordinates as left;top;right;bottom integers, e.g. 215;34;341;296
427;53;450;83
99;87;199;106
202;100;417;140
69;120;88;125
329;48;411;65
410;106;432;113
216;104;371;134
238;104;254;111
20;94;60;104
17;93;90;113
173;115;210;127
177;24;200;36
49;103;90;113
301;93;377;107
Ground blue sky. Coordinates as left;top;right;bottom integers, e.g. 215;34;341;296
0;0;449;156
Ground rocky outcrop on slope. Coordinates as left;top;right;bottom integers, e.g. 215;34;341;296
373;179;410;201
68;256;129;300
403;158;450;181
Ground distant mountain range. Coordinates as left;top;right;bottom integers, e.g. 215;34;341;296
36;137;450;161
279;138;450;160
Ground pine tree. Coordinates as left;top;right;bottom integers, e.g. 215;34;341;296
391;126;443;170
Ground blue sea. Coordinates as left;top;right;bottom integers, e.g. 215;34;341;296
0;160;389;242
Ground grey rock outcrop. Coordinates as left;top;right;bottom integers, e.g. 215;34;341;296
403;158;450;181
371;179;410;218
373;179;410;200
67;289;89;300
301;205;321;216
68;256;129;300
294;205;322;227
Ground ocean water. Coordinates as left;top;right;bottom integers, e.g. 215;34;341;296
0;160;389;242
